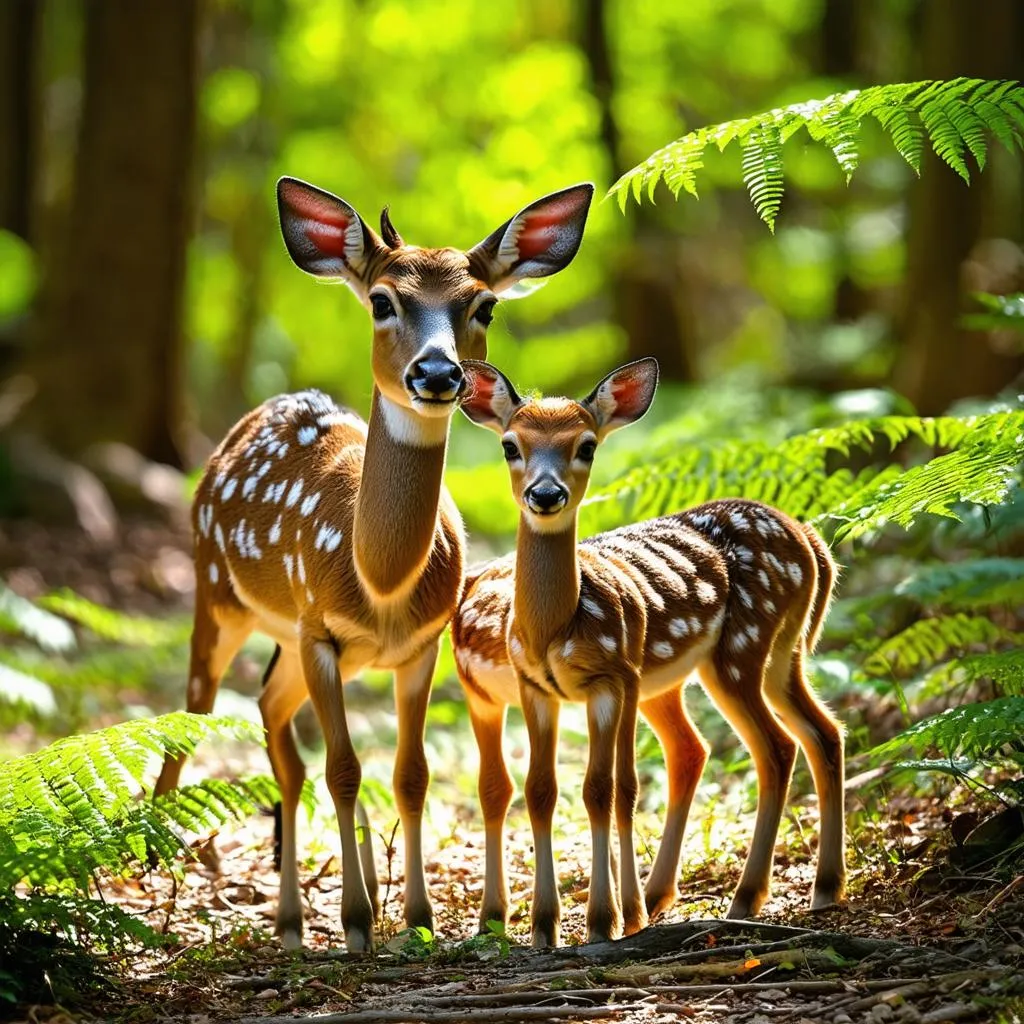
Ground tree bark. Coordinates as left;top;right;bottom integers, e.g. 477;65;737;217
26;0;198;467
893;0;1024;413
0;0;39;242
579;0;697;382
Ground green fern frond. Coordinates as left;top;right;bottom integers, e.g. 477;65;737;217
861;614;1024;678
36;590;188;646
0;713;264;889
609;78;1024;228
0;584;76;653
896;557;1024;608
581;410;1024;542
963;292;1024;333
870;696;1024;762
923;650;1024;699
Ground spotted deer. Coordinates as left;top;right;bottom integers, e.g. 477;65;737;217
152;178;595;951
452;358;845;947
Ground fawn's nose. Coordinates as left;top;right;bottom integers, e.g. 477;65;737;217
525;480;569;514
407;354;464;402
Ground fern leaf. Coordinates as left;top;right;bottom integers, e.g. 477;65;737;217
861;614;1023;678
870;696;1024;762
0;585;76;653
896;557;1024;608
37;590;188;646
741;126;785;231
922;649;1024;699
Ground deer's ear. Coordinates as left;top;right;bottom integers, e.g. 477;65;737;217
581;358;659;439
277;177;384;296
460;361;523;434
467;183;594;296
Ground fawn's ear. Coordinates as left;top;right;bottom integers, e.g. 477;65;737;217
460;361;524;433
467;184;594;296
277;177;385;297
581;358;659;439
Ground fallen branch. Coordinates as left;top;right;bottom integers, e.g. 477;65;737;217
246;1005;628;1024
601;947;829;984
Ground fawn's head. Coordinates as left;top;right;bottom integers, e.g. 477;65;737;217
277;178;594;436
461;359;659;532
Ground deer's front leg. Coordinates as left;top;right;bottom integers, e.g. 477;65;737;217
615;677;646;936
584;687;624;943
521;682;561;948
392;640;439;934
467;692;513;933
300;628;374;952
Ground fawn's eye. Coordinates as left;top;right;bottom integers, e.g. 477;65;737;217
502;440;521;462
370;294;395;320
576;440;597;462
474;300;497;326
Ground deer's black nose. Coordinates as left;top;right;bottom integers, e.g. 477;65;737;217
525;481;569;514
407;354;464;401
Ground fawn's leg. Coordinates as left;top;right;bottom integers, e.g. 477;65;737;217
521;683;562;948
699;659;797;919
640;684;709;918
584;687;624;943
615;678;646;935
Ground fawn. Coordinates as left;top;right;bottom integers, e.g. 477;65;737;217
153;178;595;950
452;358;845;947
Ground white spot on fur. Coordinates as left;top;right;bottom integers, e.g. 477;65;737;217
707;608;725;635
197;504;213;537
598;634;616;652
591;691;617;732
285;479;304;508
297;425;318;446
688;616;702;634
269;515;282;544
730;630;749;652
276;442;290;459
758;568;771;589
460;605;480;628
765;599;777;614
300;491;321;516
315;523;343;552
297;552;306;584
669;617;690;639
283;553;294;581
652;640;674;659
562;638;575;658
306;587;315;603
242;476;258;498
736;585;753;608
729;511;750;531
187;676;203;703
213;470;226;490
221;478;237;501
208;562;219;584
696;580;717;604
728;664;742;681
787;561;804;585
734;545;754;562
258;460;272;478
582;597;605;619
746;623;760;643
214;523;226;552
510;635;523;656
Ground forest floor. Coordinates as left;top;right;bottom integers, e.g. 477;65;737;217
3;519;1024;1024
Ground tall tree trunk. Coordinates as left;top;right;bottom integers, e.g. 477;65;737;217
26;0;198;467
893;0;1024;413
0;0;38;243
579;0;697;382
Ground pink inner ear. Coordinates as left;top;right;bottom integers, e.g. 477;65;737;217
516;210;564;259
304;223;348;259
281;185;352;259
468;371;497;407
611;374;647;415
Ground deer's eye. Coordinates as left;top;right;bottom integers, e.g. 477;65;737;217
501;440;521;462
474;300;497;326
576;440;597;462
371;294;395;320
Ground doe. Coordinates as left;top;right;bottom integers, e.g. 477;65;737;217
153;178;594;950
453;358;845;947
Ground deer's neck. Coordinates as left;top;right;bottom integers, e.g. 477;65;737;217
353;389;450;601
513;514;581;660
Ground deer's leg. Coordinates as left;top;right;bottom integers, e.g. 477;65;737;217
765;643;846;910
521;683;562;948
699;659;797;920
466;690;513;933
583;687;624;943
640;685;709;919
392;640;439;933
615;678;646;936
259;648;309;949
155;600;254;796
300;627;374;952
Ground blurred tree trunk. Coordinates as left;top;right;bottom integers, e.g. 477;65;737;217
579;0;696;382
26;0;198;467
893;0;1024;413
0;0;38;242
